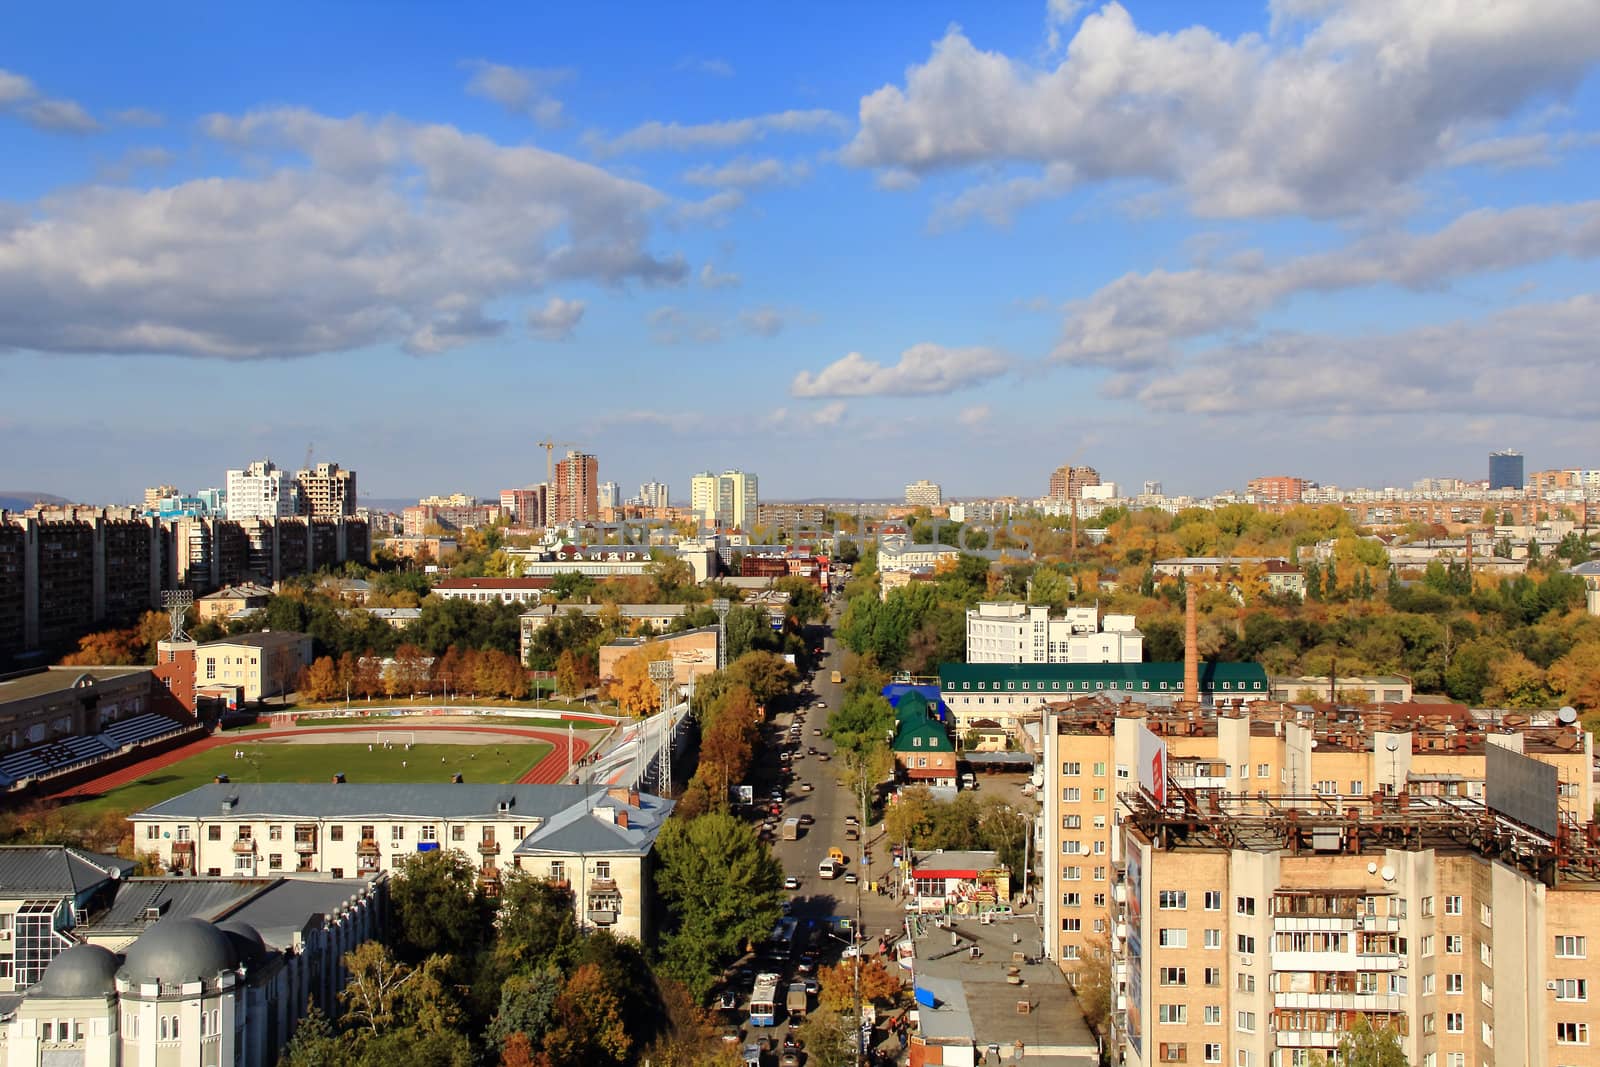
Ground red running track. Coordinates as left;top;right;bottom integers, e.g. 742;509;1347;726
48;724;593;800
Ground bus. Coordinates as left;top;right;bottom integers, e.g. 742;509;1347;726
769;917;799;956
749;972;782;1027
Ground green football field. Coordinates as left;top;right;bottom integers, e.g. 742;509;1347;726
68;741;553;817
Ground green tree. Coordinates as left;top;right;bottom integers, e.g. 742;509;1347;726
1027;567;1073;610
279;1003;345;1066
551;571;597;601
726;650;796;706
389;848;489;962
795;1007;856;1067
495;869;582;967
485;965;563;1054
826;692;895;754
655;813;784;998
1308;1013;1409;1067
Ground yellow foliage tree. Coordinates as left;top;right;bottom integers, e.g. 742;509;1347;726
612;647;673;716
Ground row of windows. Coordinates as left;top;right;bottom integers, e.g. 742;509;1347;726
162;822;538;843
949;678;1264;692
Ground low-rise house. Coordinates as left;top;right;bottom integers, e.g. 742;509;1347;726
129;782;671;942
197;632;313;703
892;691;957;788
362;606;422;630
901;849;1012;915
195;583;274;623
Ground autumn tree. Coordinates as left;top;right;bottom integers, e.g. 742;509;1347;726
725;650;797;707
59;627;142;666
387;644;431;697
338;941;414;1034
555;649;585;698
817;959;901;1014
540;963;633;1067
299;656;341;701
611;646;673;716
1549;640;1600;709
1308;1013;1409;1067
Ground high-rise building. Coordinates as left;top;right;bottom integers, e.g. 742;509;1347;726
552;451;600;523
1048;464;1101;500
142;485;179;508
1142;481;1163;497
598;481;620;510
690;470;758;529
293;462;357;518
904;479;943;507
499;486;547;527
1489;449;1525;490
1245;475;1310;504
225;460;298;520
637;481;671;508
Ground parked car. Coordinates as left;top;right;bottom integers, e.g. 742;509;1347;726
844;872;858;884
784;875;800;890
799;813;815;825
781;1053;802;1067
799;781;814;792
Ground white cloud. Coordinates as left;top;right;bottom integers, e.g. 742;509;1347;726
97;146;175;182
1046;0;1087;52
682;156;811;188
463;61;569;127
585;109;847;156
845;2;1600;219
931;162;1076;230
957;404;992;428
791;343;1012;397
741;307;784;337
1136;294;1600;418
677;189;745;223
1054;199;1600;368
648;306;722;345
0;107;686;360
526;297;586;340
112;107;164;128
699;262;741;289
0;68;99;134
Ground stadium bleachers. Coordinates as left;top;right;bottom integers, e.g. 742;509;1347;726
0;714;198;789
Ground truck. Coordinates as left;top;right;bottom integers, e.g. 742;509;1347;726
830;670;842;684
781;817;801;841
786;981;810;1018
818;858;840;880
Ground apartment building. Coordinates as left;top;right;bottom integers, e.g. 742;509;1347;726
965;601;1144;665
1247;476;1311;504
636;481;671;508
1049;465;1101;500
691;470;759;529
172;515;369;591
195;583;273;623
905;480;943;507
196;632;313;704
939;662;1272;735
431;576;553;608
891;692;957;787
401;500;503;536
225;461;298;520
293;462;357;518
756;503;828;529
130;782;670;941
553;451;601;523
499;486;548;527
0;846;136;993
1040;700;1597;1063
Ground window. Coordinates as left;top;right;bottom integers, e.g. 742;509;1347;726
1063;788;1081;802
1159;966;1187;985
550;861;566;882
1061;944;1080;960
1235;973;1255;993
1094;893;1107;908
268;853;282;870
269;825;283;840
208;825;222;841
1158;1005;1187;1024
1555;935;1587;958
1422;1013;1436;1035
1236;1011;1256;1033
1093;787;1107;802
1062;762;1081;776
1158;928;1188;948
1446;973;1463;994
1422;974;1435;995
234;856;252;871
1555;978;1587;1001
146;824;160;840
1093;815;1107;829
1093;840;1107;855
1063;918;1082;932
1205;1044;1221;1063
421;825;437;842
1480;903;1493;927
1236;896;1255;916
360;825;375;841
391;825;405;841
1480;981;1493;1006
1446;1013;1464;1034
1160;1043;1187;1063
1064;866;1082;881
1093;866;1107;881
1094;761;1107;776
1204;891;1222;911
1422;895;1434;917
1204;967;1221;987
1421;935;1434;956
1482;1021;1494;1048
1236;934;1256;954
1205;1005;1222;1024
1063;892;1081;907
1444;895;1462;915
1062;840;1083;855
1446;1055;1464;1067
1094;918;1107;933
1350;780;1363;795
1159;890;1188;910
330;825;344;842
1064;815;1082;829
1445;935;1463;954
1558;1022;1590;1045
1479;940;1493;966
1205;929;1222;949
1257;763;1269;778
451;825;465;841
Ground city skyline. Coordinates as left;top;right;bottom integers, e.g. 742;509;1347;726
4;3;1599;501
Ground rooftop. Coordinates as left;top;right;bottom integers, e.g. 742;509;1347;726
0;846;136;896
433;576;554;589
201;631;309;651
0;666;150;705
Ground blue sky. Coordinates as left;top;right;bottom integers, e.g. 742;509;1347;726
3;1;1599;504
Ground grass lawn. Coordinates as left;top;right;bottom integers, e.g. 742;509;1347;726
66;741;553;818
286;714;612;730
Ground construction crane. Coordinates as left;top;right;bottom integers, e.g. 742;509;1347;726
536;439;578;490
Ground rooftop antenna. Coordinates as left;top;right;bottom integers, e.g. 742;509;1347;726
162;589;193;643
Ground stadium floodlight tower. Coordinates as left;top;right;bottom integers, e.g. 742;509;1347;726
648;659;676;796
711;597;731;671
162;589;193;643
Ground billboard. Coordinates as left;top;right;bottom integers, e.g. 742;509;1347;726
1136;723;1168;808
1486;743;1559;838
1123;828;1145;1060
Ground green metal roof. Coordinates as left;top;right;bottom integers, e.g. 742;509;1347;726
938;661;1269;694
893;715;951;752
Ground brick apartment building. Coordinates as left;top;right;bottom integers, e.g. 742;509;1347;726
1246;475;1311;503
553;452;600;523
1049;464;1101;500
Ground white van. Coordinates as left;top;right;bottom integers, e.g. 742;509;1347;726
961;772;977;790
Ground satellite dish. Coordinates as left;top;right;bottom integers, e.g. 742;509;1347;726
1559;706;1578;725
1381;866;1396;882
1309;739;1319;749
1367;862;1379;875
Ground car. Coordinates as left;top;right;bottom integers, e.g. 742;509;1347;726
785;875;800;890
812;727;822;735
818;753;831;762
717;991;739;1011
799;813;815;825
783;1033;803;1051
721;1028;742;1044
814;702;826;709
844;872;859;885
804;976;819;994
781;1053;802;1067
799;781;814;792
862;850;872;865
806;745;818;754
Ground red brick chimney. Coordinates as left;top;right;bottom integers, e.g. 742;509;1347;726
1184;582;1199;705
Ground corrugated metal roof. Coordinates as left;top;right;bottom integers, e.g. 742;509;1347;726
938;661;1269;691
0;667;150;704
0;845;136;895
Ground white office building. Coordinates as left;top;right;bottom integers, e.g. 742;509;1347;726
904;480;943;507
690;470;759;529
598;481;620;510
637;481;671;508
224;461;298;520
964;601;1143;664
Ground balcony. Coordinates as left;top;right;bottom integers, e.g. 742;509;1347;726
1274;1032;1341;1049
172;840;195;854
587;909;618;926
478;839;500;855
356;838;381;854
232;837;256;854
1274;991;1403;1013
294;840;316;853
590;877;617;892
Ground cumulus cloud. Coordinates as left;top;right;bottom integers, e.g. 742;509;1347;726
682;156;811;188
699;262;741;289
586;109;847;156
112;107;164;128
1045;0;1087;52
741;307;784;337
648;306;722;345
97;146;175;182
931;162;1076;230
463;61;569;127
845;2;1600;218
1055;199;1600;368
791;343;1012;397
1137;294;1600;418
677;189;745;223
0;68;99;134
0;107;687;360
526;297;586;340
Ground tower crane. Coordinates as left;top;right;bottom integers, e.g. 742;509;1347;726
536;439;578;489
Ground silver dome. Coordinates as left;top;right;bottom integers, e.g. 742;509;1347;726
216;920;268;968
32;943;120;998
117;917;239;986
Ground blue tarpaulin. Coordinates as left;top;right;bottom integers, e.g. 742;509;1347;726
913;986;937;1008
